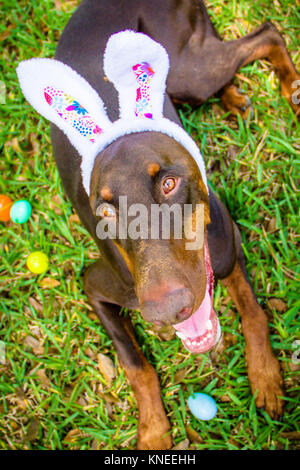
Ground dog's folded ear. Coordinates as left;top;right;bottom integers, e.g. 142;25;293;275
16;58;112;160
104;30;169;121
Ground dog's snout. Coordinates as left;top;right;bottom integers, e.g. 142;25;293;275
140;287;194;325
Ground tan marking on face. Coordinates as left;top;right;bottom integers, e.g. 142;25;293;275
100;186;113;201
147;162;161;177
198;178;209;203
198;178;210;225
115;243;135;275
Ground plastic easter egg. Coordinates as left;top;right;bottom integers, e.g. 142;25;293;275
0;195;13;222
187;393;217;421
27;252;49;274
10;200;32;224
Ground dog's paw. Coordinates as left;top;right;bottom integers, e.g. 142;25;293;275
137;415;172;450
248;354;284;420
281;73;300;118
220;84;254;121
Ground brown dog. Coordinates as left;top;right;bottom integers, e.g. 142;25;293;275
19;0;299;450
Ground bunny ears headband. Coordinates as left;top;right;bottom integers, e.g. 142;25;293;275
17;30;207;195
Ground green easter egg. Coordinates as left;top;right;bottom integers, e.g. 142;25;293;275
10;200;32;224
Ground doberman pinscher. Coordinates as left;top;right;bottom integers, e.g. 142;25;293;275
31;0;300;450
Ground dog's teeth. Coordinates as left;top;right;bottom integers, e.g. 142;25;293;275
206;320;212;331
176;331;186;340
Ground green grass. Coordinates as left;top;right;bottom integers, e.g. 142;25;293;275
0;0;299;451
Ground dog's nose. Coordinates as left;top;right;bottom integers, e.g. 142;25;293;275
140;288;194;325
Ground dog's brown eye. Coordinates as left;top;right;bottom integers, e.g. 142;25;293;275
162;177;176;194
97;203;116;218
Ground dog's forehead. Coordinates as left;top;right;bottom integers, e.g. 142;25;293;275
90;131;202;204
99;131;198;179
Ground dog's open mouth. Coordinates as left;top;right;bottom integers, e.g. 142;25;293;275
174;242;221;354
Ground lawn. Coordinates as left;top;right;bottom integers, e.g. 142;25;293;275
0;0;299;450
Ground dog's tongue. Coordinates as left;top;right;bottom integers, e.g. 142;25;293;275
174;288;211;339
173;242;220;353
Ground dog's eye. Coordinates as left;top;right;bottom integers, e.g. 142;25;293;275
162;176;177;194
97;203;116;218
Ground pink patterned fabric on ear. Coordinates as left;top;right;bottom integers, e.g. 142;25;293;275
44;86;103;142
132;62;155;119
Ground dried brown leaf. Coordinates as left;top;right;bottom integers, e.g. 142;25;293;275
30;326;42;338
24;335;44;355
219;393;231;402
39;277;61;288
84;347;96;360
185;425;203;443
97;353;115;386
173;368;189;384
54;0;78;12
5;137;21;152
267;298;287;312
280;432;300;440
77;395;88;407
87;250;99;259
49;195;63;215
27;132;40;158
28;297;43;314
63;428;82;443
24;420;40;442
98;391;120;405
87;312;99;321
15;389;29;410
69;213;80;224
91;438;101;450
172;438;189;450
267;217;277;232
289;361;300;372
35;369;51;388
0;24;16;41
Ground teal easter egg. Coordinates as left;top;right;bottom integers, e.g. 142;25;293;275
10;200;32;224
187;393;217;421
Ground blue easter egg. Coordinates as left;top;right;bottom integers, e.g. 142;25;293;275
10;200;32;224
187;393;217;421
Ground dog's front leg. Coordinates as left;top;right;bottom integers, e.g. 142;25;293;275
92;301;172;450
221;253;284;419
117;314;172;450
84;264;172;450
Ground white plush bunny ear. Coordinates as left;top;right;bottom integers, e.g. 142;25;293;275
103;31;208;191
17;59;112;161
104;30;169;120
17;32;208;196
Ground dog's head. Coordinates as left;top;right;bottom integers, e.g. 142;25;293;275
17;30;220;353
89;131;220;354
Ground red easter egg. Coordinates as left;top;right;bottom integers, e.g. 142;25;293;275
0;195;13;222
